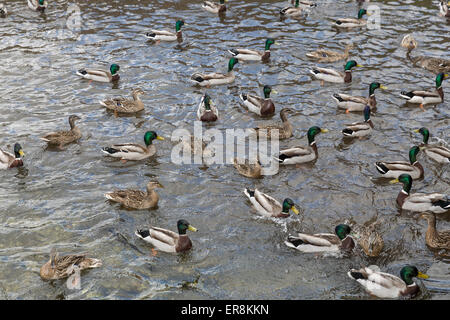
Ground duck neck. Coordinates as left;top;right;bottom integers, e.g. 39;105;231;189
344;71;352;83
132;92;142;101
437;87;444;100
146;187;159;203
69;118;77;130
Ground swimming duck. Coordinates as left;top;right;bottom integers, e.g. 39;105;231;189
280;0;306;17
353;221;384;257
275;126;328;165
310;60;362;84
99;88;145;116
306;43;354;63
420;213;450;252
233;157;262;178
414;127;450;163
202;0;227;14
105;181;163;210
375;146;424;180
253;108;294;139
228;38;275;62
191;58;239;87
40;115;82;149
439;1;450;17
333;82;386;112
243;188;299;218
76;64;120;83
40;248;102;281
390;173;450;214
0;143;25;169
28;0;47;11
348;265;429;299
135;220;198;253
334;9;369;28
285;224;355;253
101;131;164;162
239;85;276;116
144;20;185;42
0;4;7;16
400;73;448;109
197;93;218;122
342;106;373;138
401;35;450;74
289;0;317;8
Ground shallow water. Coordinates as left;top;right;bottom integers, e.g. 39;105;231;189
0;0;449;300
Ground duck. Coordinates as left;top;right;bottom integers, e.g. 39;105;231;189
239;85;276;116
201;0;227;14
28;0;47;11
285;224;355;253
390;173;450;214
99;88;145;116
400;73;448;109
228;39;275;62
420;213;450;252
253;108;294;139
352;220;384;257
439;1;450;17
243;188;299;218
144;20;185;42
280;0;306;17
197;93;218;122
375;146;424;180
135;220;198;253
275;126;328;165
76;64;120;83
288;0;317;8
233;157;262;178
101;131;164;162
306;43;354;63
105;181;163;210
342;105;373;138
414;127;450;163
401;34;450;74
348;265;429;299
334;9;369;28
40;248;102;281
0;143;25;169
40;115;82;149
191;58;239;87
176;136;214;160
333;82;387;112
0;4;7;16
310;60;362;84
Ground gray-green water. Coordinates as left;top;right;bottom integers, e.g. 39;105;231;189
0;0;449;299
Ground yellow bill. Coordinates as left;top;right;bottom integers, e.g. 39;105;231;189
291;206;299;215
356;64;363;67
417;272;429;279
188;225;198;232
413;129;420;133
272;90;278;94
156;136;165;141
380;85;388;90
389;178;400;184
19;150;25;157
321;129;329;133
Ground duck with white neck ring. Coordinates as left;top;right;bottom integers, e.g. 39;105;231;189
414;127;450;163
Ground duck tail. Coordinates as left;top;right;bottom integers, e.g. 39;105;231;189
135;229;150;239
347;270;367;280
244;188;255;198
284;236;304;249
239;93;247;101
375;162;389;174
228;49;239;56
102;147;119;155
400;91;414;99
333;93;344;102
76;69;87;77
432;200;450;210
342;128;354;136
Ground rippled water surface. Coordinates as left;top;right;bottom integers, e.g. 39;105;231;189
0;0;449;299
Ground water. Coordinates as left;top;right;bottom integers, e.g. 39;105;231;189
0;0;449;300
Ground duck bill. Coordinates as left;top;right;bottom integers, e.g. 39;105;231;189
413;129;420;133
380;85;388;90
188;225;198;232
19;150;25;157
321;129;329;133
444;73;449;79
389;178;400;184
417;272;429;279
356;64;363;67
271;90;278;94
156;136;165;141
291;206;300;215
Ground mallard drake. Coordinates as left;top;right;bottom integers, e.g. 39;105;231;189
334;9;369;28
40;115;82;149
135;220;198;253
275;126;328;165
390;173;450;214
285;224;355;253
0;4;7;16
401;34;450;74
228;39;275;62
40;248;102;281
348;265;429;298
76;64;120;83
333;82;387;112
375;146;424;180
233;157;262;178
280;0;306;17
197;93;218;122
202;0;227;14
310;60;362;84
439;1;450;17
414;127;450;163
253;108;294;139
400;73;448;109
101;131;164;162
352;220;384;257
289;0;317;8
99;88;145;115
306;43;354;63
144;20;185;42
342;106;373;138
239;85;276;116
28;0;47;11
0;143;25;169
191;58;239;87
420;213;450;252
243;188;299;218
105;181;163;210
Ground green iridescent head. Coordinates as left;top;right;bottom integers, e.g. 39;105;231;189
282;198;300;214
39;0;45;5
110;64;120;75
294;0;300;7
414;127;429;144
344;60;361;71
368;82;387;95
263;85;272;98
307;126;328;145
14;143;25;158
436;72;449;88
390;173;413;194
177;219;198;235
144;131;164;146
400;265;428;285
265;38;276;51
357;9;368;19
335;224;351;240
228;58;239;72
408;146;421;164
175;20;185;32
